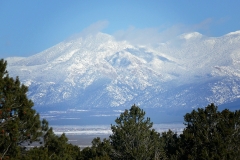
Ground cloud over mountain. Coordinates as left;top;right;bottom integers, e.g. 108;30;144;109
6;31;240;110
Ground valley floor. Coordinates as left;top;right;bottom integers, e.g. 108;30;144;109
52;123;185;148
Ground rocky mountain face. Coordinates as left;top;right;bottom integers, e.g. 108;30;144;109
6;31;240;111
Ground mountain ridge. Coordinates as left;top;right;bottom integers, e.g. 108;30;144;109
5;31;240;110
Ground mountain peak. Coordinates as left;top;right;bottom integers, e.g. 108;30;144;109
6;31;240;110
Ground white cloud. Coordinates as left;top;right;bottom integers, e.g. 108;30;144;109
66;18;218;47
191;18;213;31
113;26;162;46
112;19;217;47
81;20;109;36
113;24;190;47
68;20;109;40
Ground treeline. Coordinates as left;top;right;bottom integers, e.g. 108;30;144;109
1;59;240;160
79;104;240;160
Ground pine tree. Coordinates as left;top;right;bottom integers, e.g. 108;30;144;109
178;103;240;159
109;104;167;160
80;137;112;160
43;128;81;160
0;59;45;159
161;130;180;160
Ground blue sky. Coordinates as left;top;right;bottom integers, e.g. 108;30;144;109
1;0;240;58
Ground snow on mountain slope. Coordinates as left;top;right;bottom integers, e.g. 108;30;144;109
6;31;240;110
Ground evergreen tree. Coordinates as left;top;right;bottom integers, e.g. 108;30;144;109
80;137;112;160
19;126;81;160
109;104;166;160
43;128;81;160
0;59;82;159
178;103;240;159
0;59;45;159
161;130;180;160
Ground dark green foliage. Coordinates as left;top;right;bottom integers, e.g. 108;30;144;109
109;104;167;160
0;59;81;159
2;58;240;159
80;137;112;160
18;128;81;160
43;128;81;160
20;147;49;160
177;103;240;159
80;105;168;160
0;59;44;159
161;130;180;160
20;127;81;160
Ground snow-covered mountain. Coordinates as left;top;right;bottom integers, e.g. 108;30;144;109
5;31;240;111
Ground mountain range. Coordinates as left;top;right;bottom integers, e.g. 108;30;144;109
5;31;240;114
